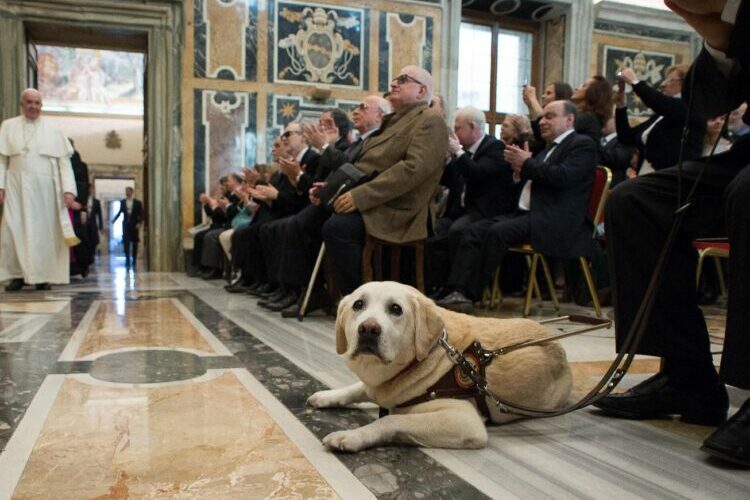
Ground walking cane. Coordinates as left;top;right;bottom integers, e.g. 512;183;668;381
298;243;326;321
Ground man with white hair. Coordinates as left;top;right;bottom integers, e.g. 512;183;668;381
322;66;448;295
428;105;514;298
0;88;78;291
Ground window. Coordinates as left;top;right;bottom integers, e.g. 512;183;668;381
457;19;536;137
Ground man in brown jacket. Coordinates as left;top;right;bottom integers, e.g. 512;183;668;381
322;65;448;295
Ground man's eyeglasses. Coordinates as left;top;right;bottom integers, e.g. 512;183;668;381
392;74;424;86
281;130;302;138
357;102;370;110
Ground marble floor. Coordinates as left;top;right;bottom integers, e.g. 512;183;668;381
0;260;748;499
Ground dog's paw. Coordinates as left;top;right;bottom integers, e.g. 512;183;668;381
307;390;342;409
322;429;369;452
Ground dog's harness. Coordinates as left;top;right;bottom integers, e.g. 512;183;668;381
380;315;614;419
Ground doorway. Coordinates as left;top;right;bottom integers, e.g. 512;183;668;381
25;25;147;272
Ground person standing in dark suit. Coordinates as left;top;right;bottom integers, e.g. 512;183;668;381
594;0;750;467
428;106;517;297
437;101;597;312
112;186;143;269
68;143;92;277
615;63;705;174
86;184;103;259
599;116;636;187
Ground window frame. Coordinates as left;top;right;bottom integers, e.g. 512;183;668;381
459;12;542;136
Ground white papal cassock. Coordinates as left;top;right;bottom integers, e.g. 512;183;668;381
0;116;77;284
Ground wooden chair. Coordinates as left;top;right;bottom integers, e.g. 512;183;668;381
362;234;425;292
487;166;612;317
692;239;730;297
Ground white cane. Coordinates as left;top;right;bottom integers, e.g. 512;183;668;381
298;243;326;321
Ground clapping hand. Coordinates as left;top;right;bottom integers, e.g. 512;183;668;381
309;181;326;205
279;156;303;184
503;143;532;175
242;167;260;186
447;130;462;156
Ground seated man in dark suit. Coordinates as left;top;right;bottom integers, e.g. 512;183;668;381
437;100;597;312
594;0;750;467
322;65;448;296
428;105;516;296
599;115;636;187
259;96;391;315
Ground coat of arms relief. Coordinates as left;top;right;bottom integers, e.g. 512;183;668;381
277;5;361;86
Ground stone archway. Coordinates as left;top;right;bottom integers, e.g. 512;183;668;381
0;0;183;271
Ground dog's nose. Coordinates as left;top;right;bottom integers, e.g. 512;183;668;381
358;318;381;337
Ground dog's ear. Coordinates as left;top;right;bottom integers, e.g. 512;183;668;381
412;292;445;361
335;293;352;355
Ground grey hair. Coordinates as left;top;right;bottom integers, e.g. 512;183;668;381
455;105;486;128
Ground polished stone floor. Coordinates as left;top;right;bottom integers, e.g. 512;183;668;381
0;259;748;499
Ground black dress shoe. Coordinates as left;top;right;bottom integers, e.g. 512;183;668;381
436;291;474;313
428;286;450;300
701;399;750;467
284;289;332;318
35;283;51;291
5;278;24;291
247;283;273;296
264;292;299;312
201;268;223;280
225;282;250;293
593;373;729;426
260;287;285;301
187;266;203;278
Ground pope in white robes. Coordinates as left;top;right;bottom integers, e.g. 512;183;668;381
0;89;79;289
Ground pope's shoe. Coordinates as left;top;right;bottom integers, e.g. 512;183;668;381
593;373;729;426
5;279;24;292
701;399;750;467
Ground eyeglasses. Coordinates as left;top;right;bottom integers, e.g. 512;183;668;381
281;130;301;138
392;74;424;86
357;102;370;110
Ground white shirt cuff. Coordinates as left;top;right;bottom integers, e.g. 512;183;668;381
295;171;304;183
722;0;741;24
704;41;735;77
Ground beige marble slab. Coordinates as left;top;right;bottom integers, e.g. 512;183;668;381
0;300;69;314
74;298;216;360
11;372;339;499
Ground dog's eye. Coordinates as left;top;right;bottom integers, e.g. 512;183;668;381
353;299;364;311
389;303;403;316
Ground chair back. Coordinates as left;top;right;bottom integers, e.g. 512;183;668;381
589;166;612;237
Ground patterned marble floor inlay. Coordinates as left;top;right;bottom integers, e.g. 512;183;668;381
1;266;749;500
8;371;340;499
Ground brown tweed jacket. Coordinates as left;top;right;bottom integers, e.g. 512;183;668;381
350;101;448;243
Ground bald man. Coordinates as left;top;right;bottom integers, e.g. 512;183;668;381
0;89;78;291
322;65;448;295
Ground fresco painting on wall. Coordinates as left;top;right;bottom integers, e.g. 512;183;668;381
603;45;675;117
37;46;144;116
275;1;366;87
194;0;258;81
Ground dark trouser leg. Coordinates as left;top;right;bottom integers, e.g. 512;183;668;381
200;229;225;270
476;213;531;300
445;218;495;300
260;217;291;287
721;164;750;389
322;212;365;296
606;161;738;386
192;229;209;268
230;222;252;273
279;205;330;289
426;213;478;290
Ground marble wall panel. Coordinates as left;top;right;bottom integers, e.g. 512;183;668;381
194;0;258;81
264;93;358;161
193;89;257;224
378;12;433;92
272;1;368;88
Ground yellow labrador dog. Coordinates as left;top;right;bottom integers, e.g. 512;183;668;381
307;281;572;452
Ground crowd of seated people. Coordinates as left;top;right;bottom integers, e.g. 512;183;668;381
186;64;747;319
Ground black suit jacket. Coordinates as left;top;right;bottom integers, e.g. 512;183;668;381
441;135;517;219
599;135;635;187
276;147;321;213
89;198;103;230
521;131;598;257
113;198;143;236
616;82;705;171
